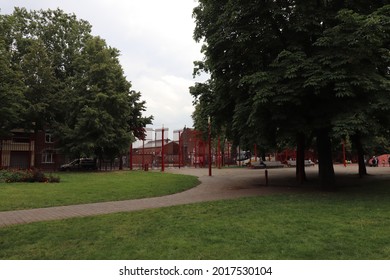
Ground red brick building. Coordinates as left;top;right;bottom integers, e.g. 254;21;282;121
0;129;64;170
131;139;179;168
130;128;212;168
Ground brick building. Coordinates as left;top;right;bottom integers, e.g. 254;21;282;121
0;129;64;170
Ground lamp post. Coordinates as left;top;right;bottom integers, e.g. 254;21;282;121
208;116;212;176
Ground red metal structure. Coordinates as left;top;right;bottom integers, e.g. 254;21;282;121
130;127;215;170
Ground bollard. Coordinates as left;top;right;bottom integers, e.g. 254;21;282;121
265;169;268;186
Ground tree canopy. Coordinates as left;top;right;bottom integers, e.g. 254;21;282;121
0;8;152;159
191;1;390;189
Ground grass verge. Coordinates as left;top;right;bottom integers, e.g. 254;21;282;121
0;171;199;211
0;181;389;260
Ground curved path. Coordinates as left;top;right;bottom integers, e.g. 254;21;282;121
0;165;388;227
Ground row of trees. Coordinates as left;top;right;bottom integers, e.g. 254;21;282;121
0;8;152;160
191;1;390;189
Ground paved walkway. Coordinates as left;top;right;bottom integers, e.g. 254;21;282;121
0;165;389;228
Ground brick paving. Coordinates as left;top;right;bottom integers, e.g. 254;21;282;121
0;165;389;228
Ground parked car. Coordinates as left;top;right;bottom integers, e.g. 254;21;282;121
60;158;97;171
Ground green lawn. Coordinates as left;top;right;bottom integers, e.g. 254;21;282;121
0;180;389;260
0;171;199;211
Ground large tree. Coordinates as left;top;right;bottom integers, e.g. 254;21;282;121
0;38;25;137
56;36;152;159
1;8;152;159
1;8;93;131
192;1;390;189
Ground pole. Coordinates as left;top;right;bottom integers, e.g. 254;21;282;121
194;131;198;168
178;130;181;169
129;143;133;170
161;125;165;172
142;139;145;170
208;116;212;176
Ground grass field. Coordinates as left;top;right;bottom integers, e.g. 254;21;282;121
0;171;199;211
0;180;389;260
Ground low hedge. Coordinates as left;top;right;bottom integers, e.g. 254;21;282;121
0;169;60;183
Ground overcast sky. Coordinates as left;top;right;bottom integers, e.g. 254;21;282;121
1;0;205;139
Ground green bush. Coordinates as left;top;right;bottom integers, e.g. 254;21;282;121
0;169;60;183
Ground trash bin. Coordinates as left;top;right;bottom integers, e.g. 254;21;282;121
144;163;149;171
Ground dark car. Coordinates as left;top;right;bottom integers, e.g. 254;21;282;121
60;158;97;171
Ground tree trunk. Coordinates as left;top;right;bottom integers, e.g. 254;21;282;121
316;128;336;190
119;154;123;170
296;133;307;184
352;134;367;177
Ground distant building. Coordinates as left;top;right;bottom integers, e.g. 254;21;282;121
131;139;179;167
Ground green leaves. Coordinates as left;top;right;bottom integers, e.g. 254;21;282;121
0;37;25;136
1;8;152;159
192;0;390;162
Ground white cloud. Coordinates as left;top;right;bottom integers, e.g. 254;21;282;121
136;74;195;128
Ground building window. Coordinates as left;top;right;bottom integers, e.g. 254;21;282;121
42;150;54;163
45;133;53;143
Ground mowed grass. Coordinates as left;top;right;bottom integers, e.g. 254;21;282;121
0;181;389;260
0;171;199;211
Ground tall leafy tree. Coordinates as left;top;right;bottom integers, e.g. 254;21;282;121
1;8;93;132
0;36;25;137
1;8;152;160
316;6;390;176
57;36;152;159
192;1;390;189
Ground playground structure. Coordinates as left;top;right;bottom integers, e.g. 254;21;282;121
127;127;318;171
129;127;228;170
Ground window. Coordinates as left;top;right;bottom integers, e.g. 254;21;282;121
42;150;54;163
45;133;53;143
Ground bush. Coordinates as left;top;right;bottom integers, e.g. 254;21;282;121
0;169;60;183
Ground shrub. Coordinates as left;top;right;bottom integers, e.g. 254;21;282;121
1;169;60;183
